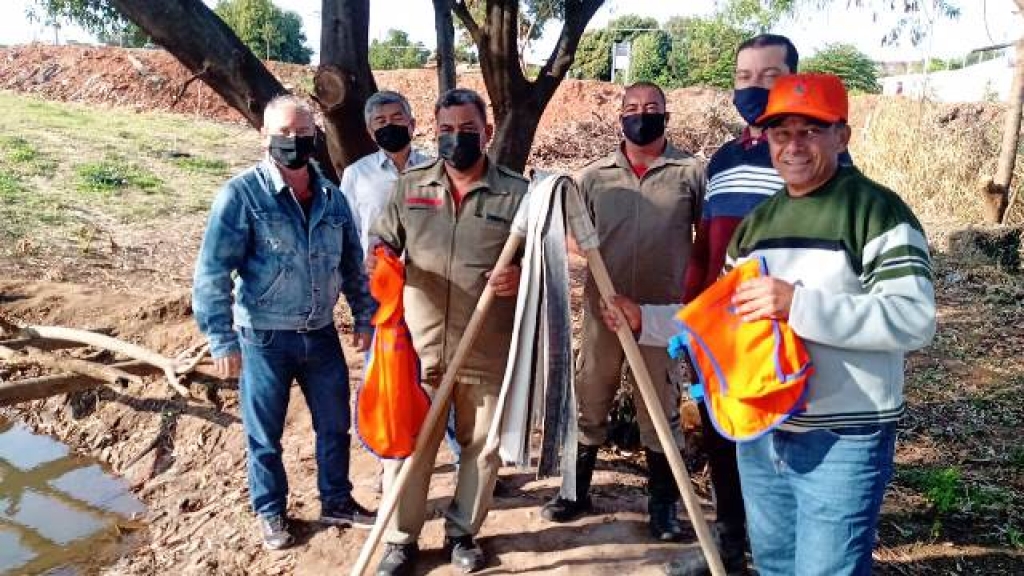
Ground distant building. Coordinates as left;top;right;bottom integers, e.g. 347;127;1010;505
876;48;1014;102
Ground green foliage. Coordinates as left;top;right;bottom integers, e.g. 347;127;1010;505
2;137;39;165
1010;447;1024;470
629;32;671;85
900;466;964;514
571;12;752;89
719;0;796;31
460;0;562;42
173;155;229;175
369;29;429;71
75;160;162;194
96;21;150;48
802;43;881;94
0;171;25;198
29;0;126;38
1007;525;1024;549
1;136;56;176
926;57;963;72
571;29;612;80
213;0;312;65
666;16;750;89
570;14;661;81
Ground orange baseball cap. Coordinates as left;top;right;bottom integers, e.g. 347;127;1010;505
755;73;849;126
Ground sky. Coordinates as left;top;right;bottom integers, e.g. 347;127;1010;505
0;0;1019;65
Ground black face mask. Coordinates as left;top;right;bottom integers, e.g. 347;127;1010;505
374;124;412;153
269;134;316;170
438;131;483;171
732;86;771;126
621;113;666;146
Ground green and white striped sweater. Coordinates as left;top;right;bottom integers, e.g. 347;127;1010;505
725;165;936;430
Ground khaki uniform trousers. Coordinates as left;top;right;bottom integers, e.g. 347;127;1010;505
576;309;685;453
384;372;501;544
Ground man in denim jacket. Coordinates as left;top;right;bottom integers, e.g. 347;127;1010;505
192;95;378;550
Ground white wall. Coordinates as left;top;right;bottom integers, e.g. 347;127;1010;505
879;53;1015;102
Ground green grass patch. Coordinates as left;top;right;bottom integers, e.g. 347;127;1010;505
1006;525;1024;549
0;91;259;253
1010;447;1024;470
898;466;964;514
173;155;229;175
0;136;56;177
1;136;38;164
0;170;25;197
75;160;163;194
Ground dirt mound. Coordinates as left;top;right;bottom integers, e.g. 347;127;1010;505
0;44;738;170
0;44;311;123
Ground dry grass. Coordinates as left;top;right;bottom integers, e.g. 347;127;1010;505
848;96;1015;225
0;91;257;251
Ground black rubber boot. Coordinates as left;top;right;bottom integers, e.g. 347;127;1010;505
646;448;685;542
662;520;749;576
376;543;419;576
540;443;599;522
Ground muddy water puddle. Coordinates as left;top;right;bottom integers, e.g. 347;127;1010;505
0;419;146;574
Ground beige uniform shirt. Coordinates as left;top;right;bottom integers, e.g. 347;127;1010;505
371;157;529;383
578;143;706;306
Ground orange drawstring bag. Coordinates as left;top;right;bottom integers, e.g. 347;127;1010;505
356;246;430;459
668;257;813;442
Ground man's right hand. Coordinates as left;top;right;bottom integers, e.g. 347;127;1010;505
214;353;242;380
599;295;642;335
365;244;395;277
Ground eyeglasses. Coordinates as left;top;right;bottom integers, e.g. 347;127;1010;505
765;125;836;146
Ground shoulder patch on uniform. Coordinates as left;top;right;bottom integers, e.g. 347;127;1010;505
405;159;440;174
496;164;529;182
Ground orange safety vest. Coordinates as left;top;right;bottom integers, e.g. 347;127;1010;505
356;246;430;459
668;257;813;442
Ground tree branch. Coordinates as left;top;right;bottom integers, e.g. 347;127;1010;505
452;0;483;46
169;65;210;109
533;0;604;92
108;0;285;128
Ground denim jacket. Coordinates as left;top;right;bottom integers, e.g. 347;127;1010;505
193;158;376;358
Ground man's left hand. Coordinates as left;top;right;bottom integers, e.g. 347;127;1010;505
351;332;372;352
487;264;521;297
733;276;795;322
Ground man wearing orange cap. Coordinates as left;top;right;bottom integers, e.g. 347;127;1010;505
605;74;936;575
724;73;935;575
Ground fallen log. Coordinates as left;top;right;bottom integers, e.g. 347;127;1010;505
20;325;192;397
0;337;92;352
0;358;144;406
0;345;142;386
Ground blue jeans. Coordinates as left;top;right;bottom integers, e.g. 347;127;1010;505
737;424;897;576
239;324;353;517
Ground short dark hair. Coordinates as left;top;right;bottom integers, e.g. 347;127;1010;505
737;34;799;73
435;88;488;124
623;81;667;108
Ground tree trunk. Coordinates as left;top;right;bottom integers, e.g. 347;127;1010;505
453;0;604;172
986;34;1024;224
434;0;458;94
108;0;285;129
491;97;546;171
317;0;378;175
